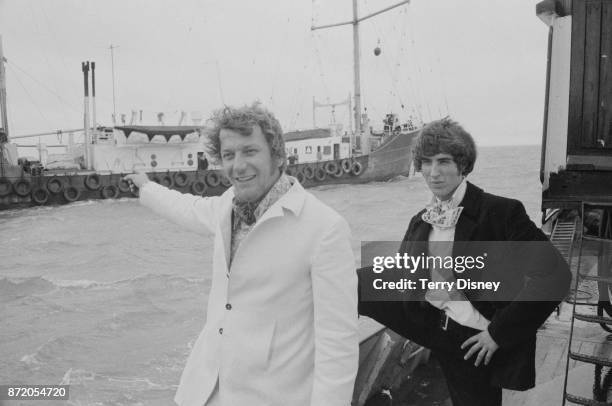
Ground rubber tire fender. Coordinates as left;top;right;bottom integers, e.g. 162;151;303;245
101;184;120;199
350;161;363;176
205;171;221;188
63;186;81;202
46;176;64;194
84;174;102;190
14;178;32;197
31;187;49;205
341;159;352;173
324;161;339;175
314;167;326;182
174;171;189;187
303;165;315;180
191;180;207;195
0;177;12;197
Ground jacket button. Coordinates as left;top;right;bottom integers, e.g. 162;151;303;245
218;328;223;335
225;303;232;310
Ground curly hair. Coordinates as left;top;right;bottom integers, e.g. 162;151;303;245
206;102;287;170
412;117;477;175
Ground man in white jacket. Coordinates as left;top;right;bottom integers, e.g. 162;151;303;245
125;103;358;406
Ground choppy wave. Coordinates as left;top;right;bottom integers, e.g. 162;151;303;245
0;273;206;302
0;276;56;300
19;335;91;369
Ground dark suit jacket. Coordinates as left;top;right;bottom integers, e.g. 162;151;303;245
358;182;571;390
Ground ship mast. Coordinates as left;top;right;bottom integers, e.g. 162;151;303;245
0;35;8;142
0;35;8;177
311;0;410;135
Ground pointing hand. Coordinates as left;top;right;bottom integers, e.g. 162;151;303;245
123;172;150;190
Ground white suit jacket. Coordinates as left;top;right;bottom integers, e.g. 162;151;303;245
139;179;359;406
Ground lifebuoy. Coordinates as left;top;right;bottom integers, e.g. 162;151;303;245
31;187;49;205
46;176;64;194
341;159;352;173
303;165;315;180
285;167;295;177
296;171;305;184
0;177;12;197
191;180;207;195
13;178;32;197
220;174;232;188
350;161;363;176
63;186;81;202
315;167;326;182
84;174;101;190
324;161;339;175
102;185;119;199
174;171;189;187
118;178;131;193
155;174;174;188
205;171;221;188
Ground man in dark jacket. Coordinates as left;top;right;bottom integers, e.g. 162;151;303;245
358;118;571;406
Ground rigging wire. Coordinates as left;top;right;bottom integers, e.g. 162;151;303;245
6;64;52;129
268;17;291;110
39;1;72;76
288;57;313;130
7;60;81;114
363;0;405;112
404;9;426;124
311;32;332;104
394;7;415;114
28;0;72;126
439;58;451;116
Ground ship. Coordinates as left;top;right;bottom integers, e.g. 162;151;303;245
0;45;418;212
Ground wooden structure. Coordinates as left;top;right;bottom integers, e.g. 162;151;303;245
539;0;612;208
538;1;612;404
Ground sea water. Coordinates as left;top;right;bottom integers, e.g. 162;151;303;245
0;145;542;405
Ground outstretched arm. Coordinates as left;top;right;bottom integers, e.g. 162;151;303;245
124;173;222;235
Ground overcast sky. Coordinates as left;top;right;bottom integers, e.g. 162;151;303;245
0;0;548;146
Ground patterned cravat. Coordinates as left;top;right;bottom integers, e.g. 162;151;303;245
232;199;259;226
421;201;463;229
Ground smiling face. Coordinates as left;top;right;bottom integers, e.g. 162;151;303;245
420;153;464;201
219;125;282;202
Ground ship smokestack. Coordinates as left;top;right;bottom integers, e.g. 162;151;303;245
91;61;97;138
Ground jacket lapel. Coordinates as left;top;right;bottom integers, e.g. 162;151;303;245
452;182;484;282
220;203;233;270
453;181;482;242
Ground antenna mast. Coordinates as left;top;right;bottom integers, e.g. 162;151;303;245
311;0;410;136
109;44;119;125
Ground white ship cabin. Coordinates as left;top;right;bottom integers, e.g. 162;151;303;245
88;125;211;173
284;127;351;165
